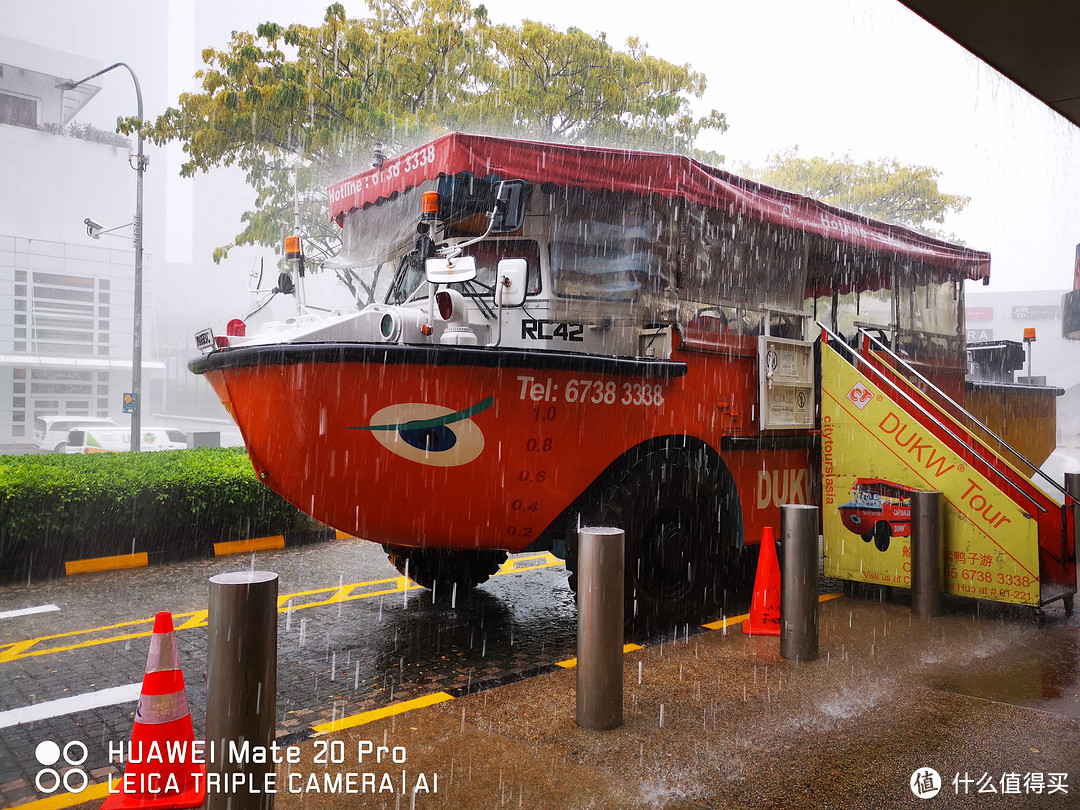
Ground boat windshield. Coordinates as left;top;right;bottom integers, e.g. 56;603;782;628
385;239;542;306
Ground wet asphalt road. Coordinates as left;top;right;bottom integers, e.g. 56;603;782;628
1;537;1076;809
0;539;581;803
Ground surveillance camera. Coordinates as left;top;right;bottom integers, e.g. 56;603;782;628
84;218;103;238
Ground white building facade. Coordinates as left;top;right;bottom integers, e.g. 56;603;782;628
0;37;163;445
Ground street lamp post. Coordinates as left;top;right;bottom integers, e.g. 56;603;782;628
58;63;145;451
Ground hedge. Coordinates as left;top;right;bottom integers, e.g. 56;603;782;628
0;448;320;581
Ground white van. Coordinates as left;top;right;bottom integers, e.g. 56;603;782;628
34;416;120;453
64;426;189;454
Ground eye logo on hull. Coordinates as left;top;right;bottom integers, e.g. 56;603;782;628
350;396;493;467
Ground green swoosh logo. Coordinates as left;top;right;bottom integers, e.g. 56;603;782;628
350;396;494;432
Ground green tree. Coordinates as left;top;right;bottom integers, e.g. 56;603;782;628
740;148;969;239
138;0;727;303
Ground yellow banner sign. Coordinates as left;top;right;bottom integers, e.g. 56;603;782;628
821;344;1039;605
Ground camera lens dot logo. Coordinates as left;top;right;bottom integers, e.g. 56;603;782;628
35;740;88;795
35;740;61;767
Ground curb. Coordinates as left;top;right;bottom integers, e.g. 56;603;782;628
63;528;336;576
65;553;148;576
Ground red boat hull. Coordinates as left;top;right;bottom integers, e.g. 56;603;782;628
195;342;813;552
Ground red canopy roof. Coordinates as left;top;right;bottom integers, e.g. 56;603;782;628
328;132;990;281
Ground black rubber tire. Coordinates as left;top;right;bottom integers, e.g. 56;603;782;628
53;442;67;454
873;521;892;553
384;546;508;603
861;533;873;542
568;438;742;630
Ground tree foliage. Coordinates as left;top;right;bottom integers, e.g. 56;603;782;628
139;0;727;302
741;148;970;240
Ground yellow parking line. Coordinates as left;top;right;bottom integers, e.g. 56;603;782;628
312;692;455;734
499;553;564;574
556;643;644;669
176;610;209;630
65;553;148;576
0;555;561;664
12;780;110;810
701;611;751;631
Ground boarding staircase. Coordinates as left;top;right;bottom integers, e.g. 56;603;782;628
820;325;1077;611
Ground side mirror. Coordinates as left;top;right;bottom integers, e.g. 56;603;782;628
495;258;528;307
490;180;529;234
425;254;477;284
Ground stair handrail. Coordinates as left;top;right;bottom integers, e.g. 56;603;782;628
856;327;1071;503
817;323;1046;514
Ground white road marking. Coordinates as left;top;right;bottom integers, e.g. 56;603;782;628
0;604;61;620
0;683;142;729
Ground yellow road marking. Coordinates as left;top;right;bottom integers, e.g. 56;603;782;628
701;592;843;631
498;553;565;574
555;594;845;666
65;553;148;576
556;642;644;669
0;553;564;663
13;780;110;810
214;534;285;556
176;610;209;630
312;692;454;734
701;611;751;631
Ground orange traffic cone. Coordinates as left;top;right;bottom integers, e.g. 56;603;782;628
742;526;781;636
102;611;206;810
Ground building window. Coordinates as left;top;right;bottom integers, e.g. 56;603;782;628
0;92;38;127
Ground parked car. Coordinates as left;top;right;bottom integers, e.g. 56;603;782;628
63;426;189;454
34;416;120;453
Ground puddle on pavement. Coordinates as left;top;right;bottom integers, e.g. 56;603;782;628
933;626;1080;719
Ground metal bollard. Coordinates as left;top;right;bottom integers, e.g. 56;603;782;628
576;527;624;730
780;504;819;662
207;571;279;810
910;491;944;618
